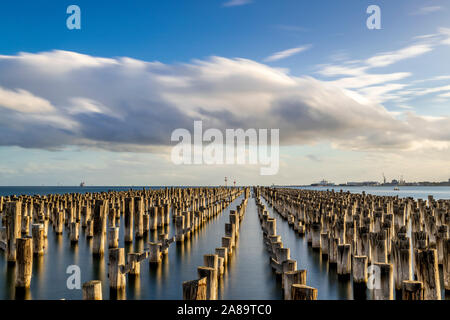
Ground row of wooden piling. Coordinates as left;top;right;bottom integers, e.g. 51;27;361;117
258;187;449;300
254;189;318;300
182;188;250;300
0;187;243;298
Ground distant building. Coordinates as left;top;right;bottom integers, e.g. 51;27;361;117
347;181;379;186
311;179;335;186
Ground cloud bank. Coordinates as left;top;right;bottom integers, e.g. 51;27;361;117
0;49;449;154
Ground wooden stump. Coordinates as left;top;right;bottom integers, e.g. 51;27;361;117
108;227;119;248
283;270;307;300
337;244;351;275
415;249;441;300
183;277;207;300
31;224;44;255
443;239;450;291
402;280;424;300
372;263;393;300
352;256;368;283
82;280;102;300
197;266;218;300
108;248;126;289
15;237;33;288
291;284;317;300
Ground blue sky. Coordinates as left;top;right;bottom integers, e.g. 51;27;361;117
0;0;449;185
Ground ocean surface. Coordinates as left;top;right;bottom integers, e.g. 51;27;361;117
0;186;449;300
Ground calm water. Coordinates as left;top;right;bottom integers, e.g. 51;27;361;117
0;186;449;300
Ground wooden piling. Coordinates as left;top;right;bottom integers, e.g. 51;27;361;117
402;280;424;300
109;248;126;289
15;237;33;288
197;266;218;300
31;224;44;255
283;270;307;300
291;284;317;300
82;280;102;300
183;277;207;300
415;249;441;300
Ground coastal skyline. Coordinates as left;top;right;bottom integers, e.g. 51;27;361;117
1;0;450;186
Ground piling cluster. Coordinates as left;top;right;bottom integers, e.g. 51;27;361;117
254;188;317;300
183;188;250;300
258;187;449;300
0;187;244;299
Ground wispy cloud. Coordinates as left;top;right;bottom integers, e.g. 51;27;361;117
222;0;252;7
315;30;450;104
411;6;443;15
264;45;312;62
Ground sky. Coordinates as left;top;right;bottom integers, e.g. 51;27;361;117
0;0;450;186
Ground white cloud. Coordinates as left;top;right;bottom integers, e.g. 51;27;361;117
264;45;312;62
0;86;55;113
439;27;450;45
222;0;252;7
366;44;433;68
411;6;443;15
0;50;449;154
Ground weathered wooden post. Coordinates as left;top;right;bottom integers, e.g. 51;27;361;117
222;237;233;255
149;242;162;264
392;235;412;290
7;201;22;262
124;198;134;243
157;206;165;228
215;247;228;265
82;280;102;300
143;214;149;233
109;248;126;289
197;266;218;300
55;211;64;235
108;227;119;248
436;225;448;264
15;237;33;288
320;233;329;256
283;270;307;300
175;215;185;242
415;249;441;300
159;233;169;255
93;200;107;256
311;222;321;249
291;284;317;300
149;207;158;231
70;222;79;243
337;244;351;276
31;224;44;255
444;239;450;291
352;256;368;284
86;219;94;238
372;263;393;300
134;197;144;239
127;252;141;275
402;280;424;300
328;237;339;264
204;254;219;281
183;277;207;300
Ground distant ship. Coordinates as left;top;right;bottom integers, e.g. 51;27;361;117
80;182;86;187
394;187;400;191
